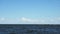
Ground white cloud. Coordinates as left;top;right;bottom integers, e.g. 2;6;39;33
1;18;5;21
20;17;60;24
0;17;60;24
21;17;39;22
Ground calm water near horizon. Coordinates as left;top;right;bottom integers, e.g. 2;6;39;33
0;24;60;34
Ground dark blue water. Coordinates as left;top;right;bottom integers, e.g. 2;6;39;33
0;24;60;34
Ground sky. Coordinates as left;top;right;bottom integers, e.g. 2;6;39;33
0;0;60;24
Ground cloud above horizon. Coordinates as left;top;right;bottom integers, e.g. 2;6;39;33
20;17;39;22
0;17;60;24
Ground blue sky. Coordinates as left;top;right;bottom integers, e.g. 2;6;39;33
0;0;60;24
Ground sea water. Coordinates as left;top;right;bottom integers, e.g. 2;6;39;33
0;24;60;34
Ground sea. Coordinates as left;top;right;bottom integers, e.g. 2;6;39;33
0;24;60;34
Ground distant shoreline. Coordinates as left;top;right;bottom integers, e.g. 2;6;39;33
0;24;60;25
